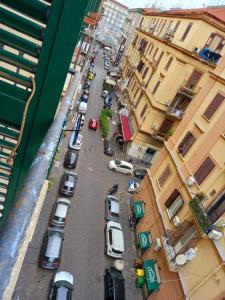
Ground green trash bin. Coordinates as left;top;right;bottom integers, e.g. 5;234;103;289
135;276;145;288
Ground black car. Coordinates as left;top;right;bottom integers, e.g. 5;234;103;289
59;171;77;197
104;140;114;156
64;150;78;169
39;227;64;270
104;267;125;300
133;168;147;180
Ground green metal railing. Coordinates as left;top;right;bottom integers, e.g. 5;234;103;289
0;0;93;227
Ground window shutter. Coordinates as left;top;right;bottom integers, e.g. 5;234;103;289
194;157;215;185
207;193;225;224
181;22;193;41
142;67;149;79
135;92;143;108
140;103;148;118
153;47;159;58
164;56;173;71
185;70;202;89
178;132;196;156
168;220;193;246
172;20;181;34
158;166;171;187
203;93;224;120
159;119;173;133
157;51;164;65
165;190;180;208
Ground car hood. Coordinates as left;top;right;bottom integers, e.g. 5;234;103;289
54;271;74;285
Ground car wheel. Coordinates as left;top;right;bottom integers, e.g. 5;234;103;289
111;168;115;171
104;245;107;255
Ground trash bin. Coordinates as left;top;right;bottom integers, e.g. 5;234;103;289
135;276;145;288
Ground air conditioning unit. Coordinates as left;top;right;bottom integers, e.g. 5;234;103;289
208;229;223;240
186;176;195;187
173;216;181;227
193;47;199;53
167;28;173;35
151;123;157;130
154;238;162;252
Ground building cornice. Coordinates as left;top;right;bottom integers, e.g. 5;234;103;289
137;27;216;69
209;71;225;85
143;11;225;32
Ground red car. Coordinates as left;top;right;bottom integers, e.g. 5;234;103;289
88;118;98;130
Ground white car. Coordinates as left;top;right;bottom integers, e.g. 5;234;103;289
108;160;133;175
105;221;124;258
49;271;74;299
69;133;83;150
128;181;140;194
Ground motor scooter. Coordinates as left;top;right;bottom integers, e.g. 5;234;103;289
108;184;118;195
128;216;136;231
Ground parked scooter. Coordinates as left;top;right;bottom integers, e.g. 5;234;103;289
108;184;118;195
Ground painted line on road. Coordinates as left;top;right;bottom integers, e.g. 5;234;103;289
3;181;49;300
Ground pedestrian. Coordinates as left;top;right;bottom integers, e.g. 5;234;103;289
94;72;96;77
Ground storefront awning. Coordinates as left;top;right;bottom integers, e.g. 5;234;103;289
120;115;132;142
143;260;160;292
133;201;144;219
138;231;151;250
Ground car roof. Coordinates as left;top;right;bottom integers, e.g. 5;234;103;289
111;228;124;251
45;234;62;258
111;201;119;214
114;160;133;168
55;203;69;218
54;271;74;285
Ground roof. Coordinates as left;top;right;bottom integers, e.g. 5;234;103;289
107;0;128;10
144;7;225;25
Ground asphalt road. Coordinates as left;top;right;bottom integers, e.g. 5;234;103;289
13;52;142;300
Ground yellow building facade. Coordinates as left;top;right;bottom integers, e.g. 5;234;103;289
129;9;225;300
120;8;225;167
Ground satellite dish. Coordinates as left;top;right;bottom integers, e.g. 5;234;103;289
119;108;129;116
175;254;187;266
114;259;125;270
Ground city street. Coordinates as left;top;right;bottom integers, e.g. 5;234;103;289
13;53;142;300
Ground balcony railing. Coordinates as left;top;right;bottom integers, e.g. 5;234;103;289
161;235;181;272
167;107;184;120
152;130;168;141
163;32;174;42
189;194;212;235
139;47;145;54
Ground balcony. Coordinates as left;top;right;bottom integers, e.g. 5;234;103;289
166;107;184;120
189;194;213;235
163;32;174;42
198;48;221;65
152;130;168;142
161;235;180;272
139;47;145;55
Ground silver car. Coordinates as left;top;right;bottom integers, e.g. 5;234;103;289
50;198;71;228
105;195;120;222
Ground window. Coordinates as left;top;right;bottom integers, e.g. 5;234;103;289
203;93;224;120
140;103;148;118
152;80;160;95
194;157;215;185
206;192;225;224
145;71;154;88
158;118;173;133
132;35;139;46
165;190;184;219
153;47;159;58
135;92;143;108
133;87;139;98
181;22;193;41
205;33;225;53
131;81;137;92
172;20;181;34
142;67;149;79
178;131;196;157
137;60;144;73
185;70;202;89
157;51;164;65
173;225;198;254
158;166;171;187
164;56;173;71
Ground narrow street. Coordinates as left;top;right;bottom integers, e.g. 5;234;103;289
13;53;142;300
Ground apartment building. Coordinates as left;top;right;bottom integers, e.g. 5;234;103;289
101;0;128;34
131;37;225;300
119;8;225;167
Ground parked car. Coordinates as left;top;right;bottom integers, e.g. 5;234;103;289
64;150;78;169
104;267;125;300
105;220;124;258
39;227;64;269
50;198;71;227
134;168;147;180
80;114;85;127
104;140;114;156
88;118;98;130
105;195;119;222
78;102;87;114
49;271;74;300
80;94;88;103
59;171;77;197
108;160;133;175
104;65;109;70
101;89;109;98
127;180;140;194
69;133;83;150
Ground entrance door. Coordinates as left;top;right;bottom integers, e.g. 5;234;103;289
159;119;173;133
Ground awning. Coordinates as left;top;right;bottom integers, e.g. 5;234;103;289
138;231;150;250
143;260;159;292
120;115;132;142
133;201;144;219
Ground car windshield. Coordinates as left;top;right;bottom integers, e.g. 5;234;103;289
114;160;121;166
55;286;71;300
45;234;62;259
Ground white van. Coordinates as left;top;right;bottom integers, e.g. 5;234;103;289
79;102;87;114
